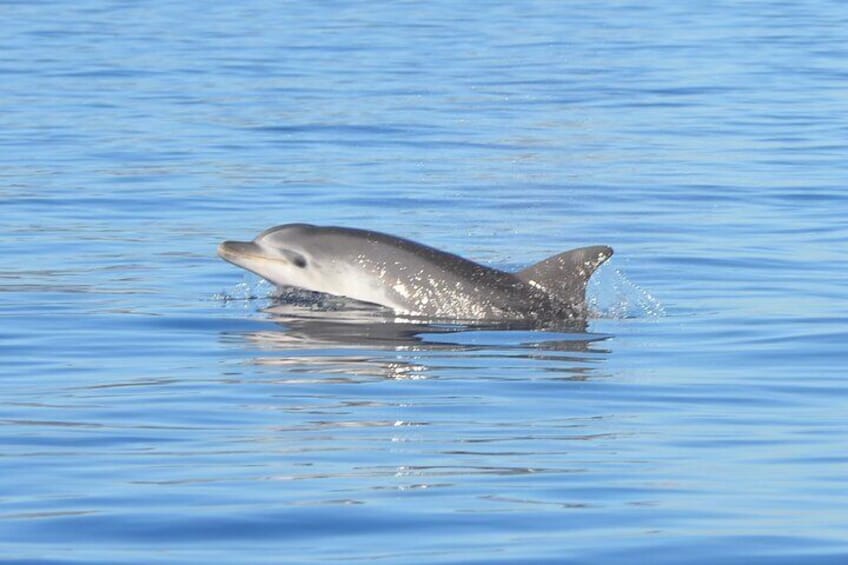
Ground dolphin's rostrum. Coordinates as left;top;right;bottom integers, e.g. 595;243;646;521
218;224;612;322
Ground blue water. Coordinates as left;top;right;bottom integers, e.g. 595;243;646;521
2;1;847;563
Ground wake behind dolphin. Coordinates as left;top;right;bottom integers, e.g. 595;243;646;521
218;224;612;322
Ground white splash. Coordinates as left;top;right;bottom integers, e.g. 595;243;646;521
588;267;665;319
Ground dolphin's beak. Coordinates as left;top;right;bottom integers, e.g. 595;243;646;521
217;240;264;265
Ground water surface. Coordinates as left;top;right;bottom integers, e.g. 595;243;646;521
2;1;847;563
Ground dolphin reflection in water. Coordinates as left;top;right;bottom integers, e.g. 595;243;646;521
234;297;611;381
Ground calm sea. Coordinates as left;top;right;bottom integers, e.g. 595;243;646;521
2;1;847;563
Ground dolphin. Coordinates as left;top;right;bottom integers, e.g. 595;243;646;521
218;224;612;322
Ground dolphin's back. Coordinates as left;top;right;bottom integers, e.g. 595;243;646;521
313;226;611;321
322;226;508;278
309;226;549;319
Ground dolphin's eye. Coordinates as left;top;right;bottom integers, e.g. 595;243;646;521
281;249;308;268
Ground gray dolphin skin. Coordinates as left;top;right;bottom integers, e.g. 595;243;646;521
218;224;613;322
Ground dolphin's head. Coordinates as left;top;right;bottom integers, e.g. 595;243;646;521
218;224;321;289
220;223;414;310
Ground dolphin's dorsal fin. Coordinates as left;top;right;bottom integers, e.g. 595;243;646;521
515;246;613;305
